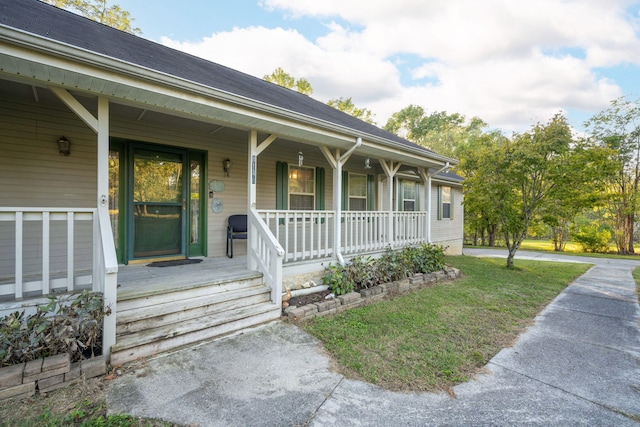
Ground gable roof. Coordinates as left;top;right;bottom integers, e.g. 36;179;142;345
0;0;457;166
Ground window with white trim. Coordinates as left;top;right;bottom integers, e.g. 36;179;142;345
440;186;452;219
348;173;367;211
289;165;315;210
401;180;417;211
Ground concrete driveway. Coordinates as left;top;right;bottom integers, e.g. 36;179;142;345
107;249;640;426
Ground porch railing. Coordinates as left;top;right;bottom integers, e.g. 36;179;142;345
393;211;429;247
341;211;390;255
0;208;97;299
256;210;336;263
256;209;430;264
0;207;118;359
248;208;285;305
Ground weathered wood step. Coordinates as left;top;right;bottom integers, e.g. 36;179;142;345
117;275;263;310
110;303;281;366
117;288;271;335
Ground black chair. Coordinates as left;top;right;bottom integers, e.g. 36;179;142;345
226;214;247;258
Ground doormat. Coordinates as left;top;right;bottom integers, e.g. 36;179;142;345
147;259;203;267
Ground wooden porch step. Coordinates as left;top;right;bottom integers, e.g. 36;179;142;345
116;285;271;334
110;275;282;366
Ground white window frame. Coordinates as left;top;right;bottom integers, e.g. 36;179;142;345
439;185;452;220
288;165;315;210
401;179;417;212
348;172;367;211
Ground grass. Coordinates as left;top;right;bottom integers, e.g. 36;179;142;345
302;255;591;393
0;377;178;427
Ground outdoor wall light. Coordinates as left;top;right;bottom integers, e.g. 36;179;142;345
364;158;372;169
223;158;232;176
57;136;71;156
298;150;304;167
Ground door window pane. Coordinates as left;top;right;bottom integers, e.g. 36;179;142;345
190;159;200;245
108;150;120;252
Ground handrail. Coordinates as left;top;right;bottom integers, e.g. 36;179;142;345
248;207;284;306
96;208;118;361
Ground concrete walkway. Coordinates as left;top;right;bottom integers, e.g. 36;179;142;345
107;250;640;426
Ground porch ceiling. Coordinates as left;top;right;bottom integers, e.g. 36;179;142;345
0;38;451;170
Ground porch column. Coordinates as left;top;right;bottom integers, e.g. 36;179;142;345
380;160;401;248
320;138;362;265
97;97;116;361
248;131;258;271
247;131;277;271
418;168;431;243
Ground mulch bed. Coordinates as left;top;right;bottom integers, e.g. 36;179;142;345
287;290;332;311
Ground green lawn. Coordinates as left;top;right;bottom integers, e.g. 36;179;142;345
302;256;590;393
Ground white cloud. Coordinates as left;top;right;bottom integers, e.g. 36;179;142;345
161;0;640;132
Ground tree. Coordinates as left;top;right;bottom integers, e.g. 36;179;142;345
496;114;574;268
327;97;376;124
585;97;640;254
42;0;141;34
456;130;506;246
263;67;313;96
384;105;486;157
538;138;614;251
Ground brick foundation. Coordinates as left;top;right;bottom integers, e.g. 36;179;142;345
0;354;106;401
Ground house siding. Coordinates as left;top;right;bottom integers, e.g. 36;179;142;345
431;185;464;255
0;94;97;280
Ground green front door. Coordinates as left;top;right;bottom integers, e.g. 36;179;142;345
130;147;186;259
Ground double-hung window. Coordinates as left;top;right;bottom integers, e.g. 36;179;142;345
439;185;452;219
288;165;315;210
348;173;367;211
401;180;417;211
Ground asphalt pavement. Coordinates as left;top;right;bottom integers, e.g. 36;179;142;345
107;249;640;426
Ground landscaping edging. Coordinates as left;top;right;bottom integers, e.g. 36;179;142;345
0;354;106;401
284;266;462;321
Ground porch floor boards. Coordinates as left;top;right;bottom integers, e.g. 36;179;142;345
116;255;256;301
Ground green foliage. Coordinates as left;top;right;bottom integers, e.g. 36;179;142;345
384;105;486;158
585;96;640;255
327;97;376;124
322;244;446;295
41;0;141;34
263;67;313;95
0;290;110;366
572;223;612;253
322;263;354;296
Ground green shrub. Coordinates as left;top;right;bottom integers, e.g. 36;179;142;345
322;244;447;295
0;290;110;366
572;223;611;253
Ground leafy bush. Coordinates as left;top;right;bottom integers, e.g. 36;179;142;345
0;290;110;366
322;244;447;295
572;223;611;253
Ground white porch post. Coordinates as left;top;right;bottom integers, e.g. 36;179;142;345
380;160;401;249
248;131;258;271
418;168;431;243
321;138;362;265
97;96;116;361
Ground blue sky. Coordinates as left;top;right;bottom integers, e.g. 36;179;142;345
112;0;640;133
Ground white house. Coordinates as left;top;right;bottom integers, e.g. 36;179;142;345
0;0;463;364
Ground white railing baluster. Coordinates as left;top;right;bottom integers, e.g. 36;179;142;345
42;211;50;295
15;212;23;300
67;211;74;291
